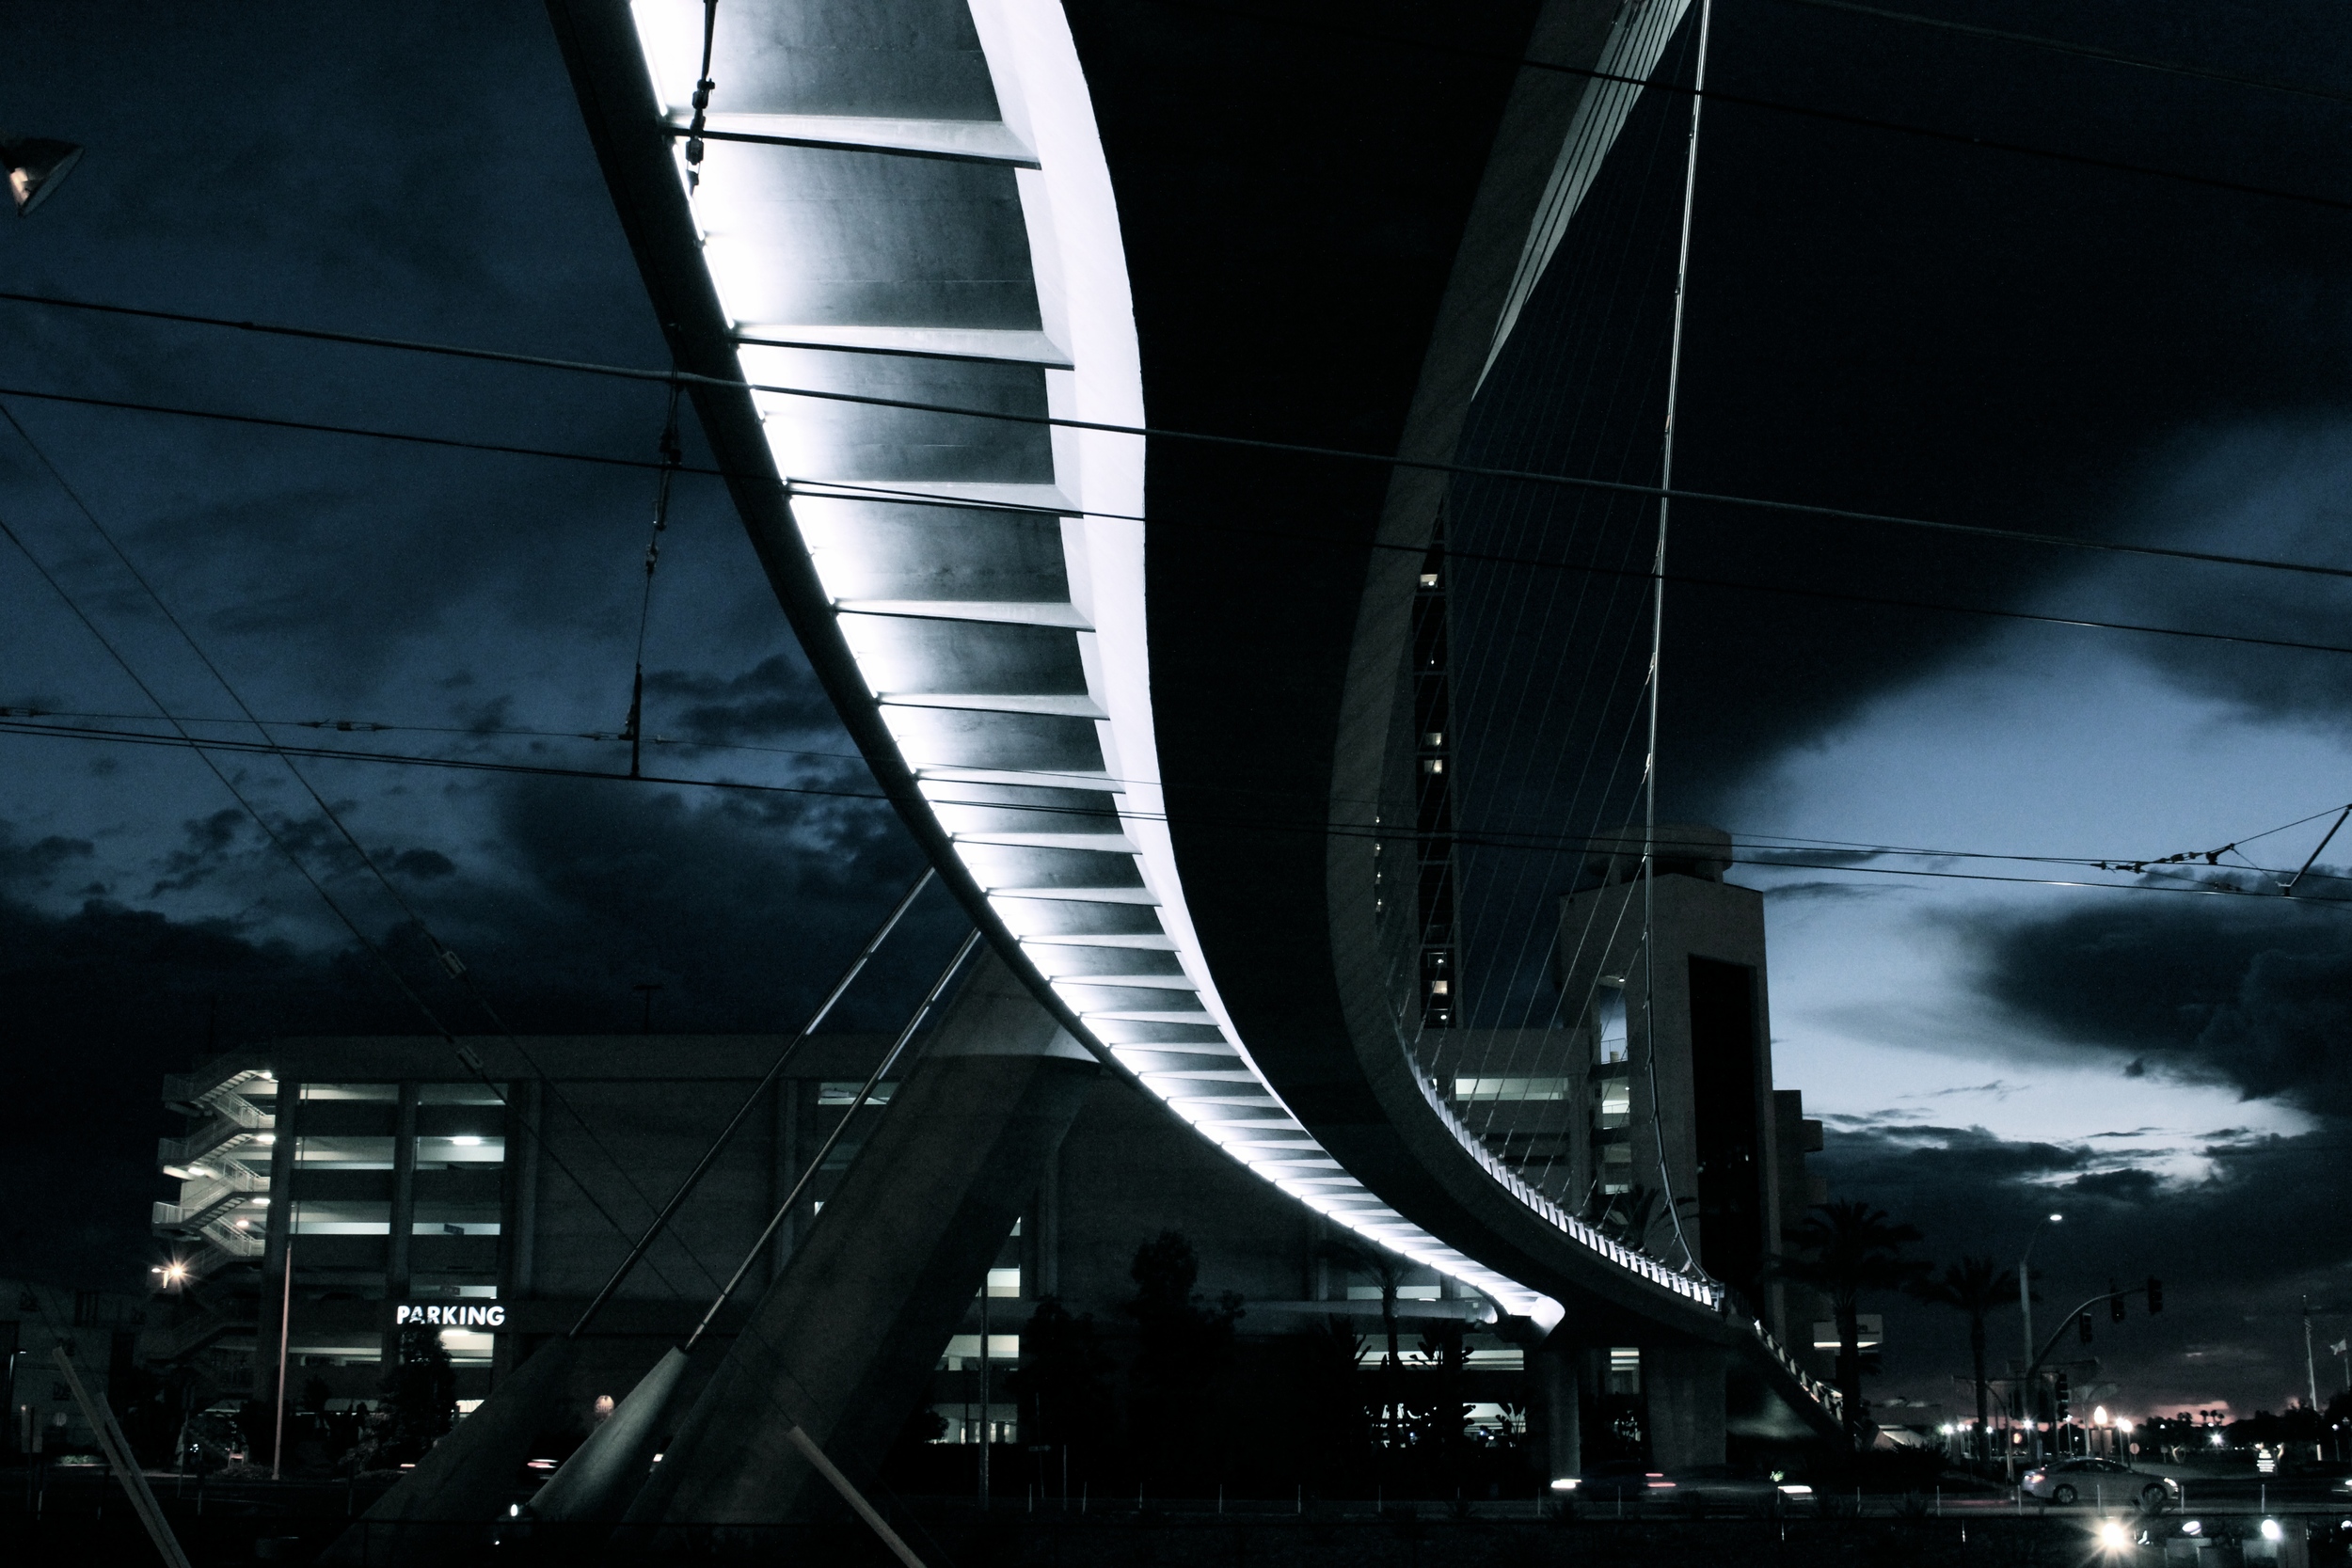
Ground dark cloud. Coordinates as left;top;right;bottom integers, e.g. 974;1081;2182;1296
1964;897;2352;1118
384;847;455;879
0;767;956;1291
2070;423;2352;724
643;655;843;750
0;825;93;889
1813;1115;2352;1417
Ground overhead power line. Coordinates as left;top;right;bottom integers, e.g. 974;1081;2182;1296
21;698;2346;887
9;293;2352;588
1133;0;2352;219
1772;0;2352;112
3;711;2344;908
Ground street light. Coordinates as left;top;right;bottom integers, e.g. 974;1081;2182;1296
2014;1212;2063;1474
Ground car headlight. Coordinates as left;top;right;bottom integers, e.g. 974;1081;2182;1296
1777;1484;1812;1496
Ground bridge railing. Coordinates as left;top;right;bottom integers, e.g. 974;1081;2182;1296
1411;1070;1722;1306
1412;1071;1843;1421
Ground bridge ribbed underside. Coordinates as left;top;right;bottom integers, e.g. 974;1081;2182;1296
549;0;1837;1437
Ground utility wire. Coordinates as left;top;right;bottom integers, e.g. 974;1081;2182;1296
7;713;2344;907
1133;0;2352;219
1;402;701;1262
8;383;2350;660
1772;0;2352;112
0;502;687;1303
5;703;2345;885
623;387;683;778
11;296;2352;586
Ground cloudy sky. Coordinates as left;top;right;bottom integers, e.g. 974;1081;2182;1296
4;1;2349;1423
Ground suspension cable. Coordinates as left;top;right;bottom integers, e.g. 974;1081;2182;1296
1645;0;1713;1277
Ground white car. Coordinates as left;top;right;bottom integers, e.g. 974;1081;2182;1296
2020;1457;2178;1510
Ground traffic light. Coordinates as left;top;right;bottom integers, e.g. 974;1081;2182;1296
2146;1276;2164;1315
2077;1310;2095;1344
2055;1370;2073;1418
2110;1280;2128;1323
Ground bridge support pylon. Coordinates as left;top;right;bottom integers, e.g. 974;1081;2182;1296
620;948;1099;1539
1644;1342;1729;1471
1529;1334;1583;1484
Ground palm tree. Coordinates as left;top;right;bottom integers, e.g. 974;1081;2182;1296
1775;1200;1924;1446
1907;1256;2017;1464
1320;1237;1413;1454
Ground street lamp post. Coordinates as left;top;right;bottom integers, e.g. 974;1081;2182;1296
2004;1212;2060;1485
2015;1212;2062;1477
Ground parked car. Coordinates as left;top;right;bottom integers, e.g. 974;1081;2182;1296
1566;1461;1818;1516
2020;1456;2178;1510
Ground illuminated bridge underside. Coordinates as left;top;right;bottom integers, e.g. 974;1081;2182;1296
553;0;1834;1424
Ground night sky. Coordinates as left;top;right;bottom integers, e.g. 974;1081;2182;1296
4;1;2350;1425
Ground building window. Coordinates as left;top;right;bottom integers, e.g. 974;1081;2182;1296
1608;1346;1641;1395
1593;990;1629;1065
939;1334;1018;1370
1453;1076;1569;1102
818;1081;895;1106
984;1267;1020;1298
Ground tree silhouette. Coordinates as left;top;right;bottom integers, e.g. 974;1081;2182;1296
378;1324;455;1464
1006;1297;1115;1462
1908;1255;2017;1462
1774;1200;1923;1446
1126;1232;1242;1486
1318;1236;1418;1454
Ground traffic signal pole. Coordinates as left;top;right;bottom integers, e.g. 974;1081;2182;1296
2015;1280;2164;1479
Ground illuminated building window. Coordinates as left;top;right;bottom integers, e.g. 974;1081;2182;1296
1453;1077;1569;1102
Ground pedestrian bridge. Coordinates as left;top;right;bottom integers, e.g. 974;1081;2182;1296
551;0;1838;1451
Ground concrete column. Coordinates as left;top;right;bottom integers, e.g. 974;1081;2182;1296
382;1083;420;1369
1644;1341;1728;1470
254;1077;302;1402
1532;1335;1581;1482
623;949;1100;1534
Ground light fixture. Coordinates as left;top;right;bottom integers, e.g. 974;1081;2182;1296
5;136;82;215
2261;1519;2284;1543
2095;1519;2131;1553
1549;1479;1578;1491
450;1135;483;1147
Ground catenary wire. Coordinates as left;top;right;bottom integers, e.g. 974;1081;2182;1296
2;402;709;1274
8;713;2344;907
1126;0;2352;218
1771;0;2352;111
0;502;697;1306
4;694;2344;887
12;296;2352;586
